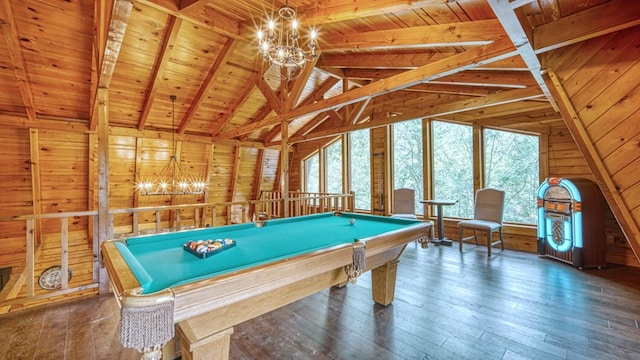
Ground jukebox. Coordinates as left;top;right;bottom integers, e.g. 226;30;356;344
537;177;606;269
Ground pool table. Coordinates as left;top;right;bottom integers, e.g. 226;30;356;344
101;212;431;360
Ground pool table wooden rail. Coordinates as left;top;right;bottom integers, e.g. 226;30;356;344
101;219;431;360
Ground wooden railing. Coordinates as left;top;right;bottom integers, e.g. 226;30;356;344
0;192;354;311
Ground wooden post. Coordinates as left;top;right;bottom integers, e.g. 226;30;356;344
281;119;289;217
97;88;112;294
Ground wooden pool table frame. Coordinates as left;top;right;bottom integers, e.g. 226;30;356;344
101;214;431;360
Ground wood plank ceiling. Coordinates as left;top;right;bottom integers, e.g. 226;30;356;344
0;0;625;142
0;0;630;141
0;0;639;257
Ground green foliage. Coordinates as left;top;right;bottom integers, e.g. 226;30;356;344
484;129;538;224
305;153;319;193
432;122;473;218
326;140;343;193
393;119;424;214
350;130;371;210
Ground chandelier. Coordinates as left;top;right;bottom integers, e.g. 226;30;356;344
257;1;318;80
135;95;209;196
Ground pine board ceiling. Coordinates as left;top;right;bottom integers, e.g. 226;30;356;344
0;0;635;145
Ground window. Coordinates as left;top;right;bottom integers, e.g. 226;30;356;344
350;130;371;210
326;139;343;193
304;153;319;193
484;128;539;224
431;121;473;218
393;119;424;214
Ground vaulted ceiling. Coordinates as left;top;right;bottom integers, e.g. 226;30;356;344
0;0;636;146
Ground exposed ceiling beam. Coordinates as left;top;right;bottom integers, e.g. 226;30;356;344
0;114;89;133
290;86;544;144
285;53;321;111
487;0;558;112
321;20;504;51
89;0;110;131
533;0;640;54
213;37;518;140
319;53;529;72
138;16;182;131
0;0;36;121
89;0;133;131
298;0;448;25
343;69;535;88
318;52;456;69
178;37;236;134
136;0;240;39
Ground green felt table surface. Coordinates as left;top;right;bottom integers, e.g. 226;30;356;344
115;212;421;294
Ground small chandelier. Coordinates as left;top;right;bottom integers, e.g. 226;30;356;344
257;1;318;80
135;95;209;196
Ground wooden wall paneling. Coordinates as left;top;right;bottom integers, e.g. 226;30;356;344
261;149;279;193
549;32;616;87
229;146;240;204
571;33;640;123
109;135;137;234
235;147;259;202
605;207;638;266
591;100;640;159
0;127;31;271
251;149;265;210
371;126;388;215
37;130;89;233
561;29;639;110
0;0;36;121
28;129;42;246
208;143;234;226
545;69;640;265
547;125;592;179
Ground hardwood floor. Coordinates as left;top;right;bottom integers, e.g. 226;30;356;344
2;244;640;360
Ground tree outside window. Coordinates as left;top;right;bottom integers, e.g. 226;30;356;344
484;128;539;224
350;130;371;210
393;119;424;215
431;121;473;218
304;153;319;193
326;140;343;194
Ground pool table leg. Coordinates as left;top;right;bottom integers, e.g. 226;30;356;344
177;325;234;360
371;259;400;306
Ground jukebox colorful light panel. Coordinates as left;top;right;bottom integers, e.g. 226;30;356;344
537;177;606;269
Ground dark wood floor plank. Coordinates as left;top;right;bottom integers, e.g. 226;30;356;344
2;246;640;359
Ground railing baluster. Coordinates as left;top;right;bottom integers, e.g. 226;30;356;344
26;218;35;297
132;212;139;236
93;214;99;282
61;217;69;290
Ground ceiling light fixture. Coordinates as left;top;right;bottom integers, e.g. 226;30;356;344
135;95;209;196
257;1;318;80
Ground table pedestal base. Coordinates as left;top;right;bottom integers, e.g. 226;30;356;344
433;238;453;246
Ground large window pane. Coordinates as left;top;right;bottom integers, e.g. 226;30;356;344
304;153;319;193
393;119;424;214
484;128;539;224
432;121;473;218
326;139;343;193
350;130;371;210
